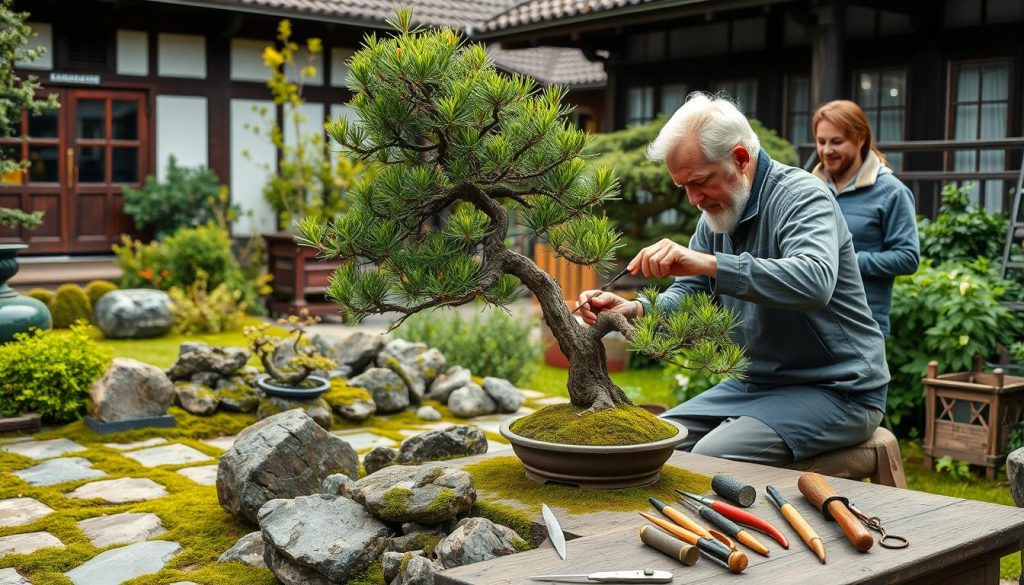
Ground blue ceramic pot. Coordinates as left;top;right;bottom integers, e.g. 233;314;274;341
0;244;52;344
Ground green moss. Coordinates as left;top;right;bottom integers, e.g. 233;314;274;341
346;559;385;585
424;487;456;516
509;404;677;446
323;379;373;410
25;288;53;307
398;551;413;575
464;456;710;515
422;466;444;482
380;487;413;518
408;533;443;556
84;280;118;307
34;407;257;444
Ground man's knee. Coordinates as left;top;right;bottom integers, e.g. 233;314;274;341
691;417;793;465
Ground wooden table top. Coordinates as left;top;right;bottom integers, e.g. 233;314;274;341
437;450;1024;585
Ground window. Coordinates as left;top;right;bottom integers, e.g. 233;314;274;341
785;76;812;146
945;0;1024;27
659;84;688;116
856;69;907;169
712;79;757;119
626;86;654;126
949;60;1011;211
627;31;665;62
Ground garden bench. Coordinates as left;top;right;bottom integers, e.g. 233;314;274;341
785;426;908;488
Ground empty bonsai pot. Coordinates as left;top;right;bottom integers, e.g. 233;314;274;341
256;374;330;399
499;418;688;489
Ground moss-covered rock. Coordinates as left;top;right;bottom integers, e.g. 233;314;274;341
509;403;677;446
324;379;377;421
50;284;92;328
84;279;119;306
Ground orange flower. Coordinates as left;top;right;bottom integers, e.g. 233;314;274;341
160;270;170;278
138;268;154;280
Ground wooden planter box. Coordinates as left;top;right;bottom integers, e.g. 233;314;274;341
923;358;1024;479
264;232;341;317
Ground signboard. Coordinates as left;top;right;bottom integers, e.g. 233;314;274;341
48;72;101;85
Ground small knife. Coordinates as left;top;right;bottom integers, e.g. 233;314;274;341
529;569;673;583
542;503;567;560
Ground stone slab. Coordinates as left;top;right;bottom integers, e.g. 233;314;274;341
14;457;106;487
64;540;182;585
0;531;64;555
1;438;85;460
200;436;237;451
0;568;30;585
486;440;513;453
84;415;175;435
532;396;571;406
519;389;546;399
122;444;212;468
330;431;399;451
77;512;167;548
0;437;32;444
397;429;422;438
471;420;501;434
176;465;217;486
102;438;168;451
66;478;168;504
0;497;53;527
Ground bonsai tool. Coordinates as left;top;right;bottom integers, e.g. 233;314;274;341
712;474;757;507
676;490;789;549
528;569;673;583
848;502;910;549
570;267;631;315
797;472;874;552
542;503;567;560
639;525;699;566
647;497;714;540
639;512;748;574
674;494;770;557
766;484;826;564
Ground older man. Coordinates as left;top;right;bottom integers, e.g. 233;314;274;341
578;93;889;464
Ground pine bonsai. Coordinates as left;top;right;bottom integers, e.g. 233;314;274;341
299;11;747;414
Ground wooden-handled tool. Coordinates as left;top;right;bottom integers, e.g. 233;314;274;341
797;473;874;553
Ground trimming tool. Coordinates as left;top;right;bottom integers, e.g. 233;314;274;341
570;267;631;315
528;569;673;583
542;503;567;560
676;490;789;549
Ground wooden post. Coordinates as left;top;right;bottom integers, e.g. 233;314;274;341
810;0;845;107
923;360;939;470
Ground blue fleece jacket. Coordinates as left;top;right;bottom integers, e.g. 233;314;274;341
813;152;920;336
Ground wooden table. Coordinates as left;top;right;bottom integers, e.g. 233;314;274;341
437;450;1024;585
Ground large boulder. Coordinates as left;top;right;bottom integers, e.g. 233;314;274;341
90;358;175;422
447;383;497;418
314;332;385;376
482;377;524;414
257;396;332;430
338;464;476;525
93;289;173;339
259;495;393;585
217;410;359;524
166;345;249;381
434;517;520;569
348;368;410;414
1008;447;1024;507
426;366;472;403
395;425;488;465
174;382;219;416
218;531;266;568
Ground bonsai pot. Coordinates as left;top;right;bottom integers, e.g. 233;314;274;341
499;418;688;489
256;374;330;400
0;243;51;344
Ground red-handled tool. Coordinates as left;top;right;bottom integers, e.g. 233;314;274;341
675;490;789;549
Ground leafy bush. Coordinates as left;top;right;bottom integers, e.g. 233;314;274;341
25;287;52;307
934;455;973;481
50;284;92;328
84;280;118;306
887;259;1024;430
0;325;112;422
664;362;726;404
0;207;43;230
918;183;1008;265
122;156;234;239
398;306;541;386
168;269;246;334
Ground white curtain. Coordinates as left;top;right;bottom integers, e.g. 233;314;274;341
953;63;1009;211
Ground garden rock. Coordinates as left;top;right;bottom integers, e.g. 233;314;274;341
218;531;266;568
321;473;356;497
482;377;524;413
338;464;476;524
416;405;442;421
216;378;261;413
93;289;173;339
427;366;472;403
381;551;410;584
376;339;428;369
257;396;332;429
217;410;358;524
434;517;520;569
362;446;397;476
396;425;487;464
392;553;442;585
166;345;249;380
348;368;410;414
388;531;441;553
1008;447;1024;507
447;383;497;418
327;387;377;422
383;357;428;405
175;382;219;416
90;358;174;422
189;371;221;388
259;495;393;585
314;331;384;375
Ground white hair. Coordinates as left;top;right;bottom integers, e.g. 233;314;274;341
646;91;761;164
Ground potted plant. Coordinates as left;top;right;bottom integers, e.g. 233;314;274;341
298;10;746;488
246;310;337;399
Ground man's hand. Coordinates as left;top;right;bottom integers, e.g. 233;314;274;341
575;290;641;326
627;238;717;278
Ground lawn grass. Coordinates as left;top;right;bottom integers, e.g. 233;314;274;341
527;362;677;407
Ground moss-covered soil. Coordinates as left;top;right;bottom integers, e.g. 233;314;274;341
509;403;678;446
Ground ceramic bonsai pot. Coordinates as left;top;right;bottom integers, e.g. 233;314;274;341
499;417;688;489
0;243;51;344
256;374;330;399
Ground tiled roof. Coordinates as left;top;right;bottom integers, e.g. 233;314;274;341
479;0;681;33
488;45;606;87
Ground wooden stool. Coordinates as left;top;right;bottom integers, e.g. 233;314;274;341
784;427;907;488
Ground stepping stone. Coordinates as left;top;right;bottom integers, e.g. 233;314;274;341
176;465;217;486
0;497;53;527
487;440;514;453
397;429;422;438
0;531;64;555
102;438;167;451
122;444;212;468
200;436;237;452
415;422;457;431
1;438;85;460
0;437;32;444
77;512;167;548
64;540;181;585
66;478;167;504
0;568;30;585
330;431;399;451
470;420;502;434
533;396;571;406
14;457;106;486
520;389;547;399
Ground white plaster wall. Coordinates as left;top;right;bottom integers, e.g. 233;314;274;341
117;30;148;76
230;99;276;236
17;22;52;70
158;33;206;79
231;39;270;82
283;103;325;148
155;96;208;181
284;48;325;86
330;48;355;88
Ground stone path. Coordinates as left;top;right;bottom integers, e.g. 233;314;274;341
0;568;30;585
0;532;63;555
77;513;167;547
0;498;53;527
66;478;168;504
1;438;85;460
122;444;212;468
14;457;105;486
64;540;182;585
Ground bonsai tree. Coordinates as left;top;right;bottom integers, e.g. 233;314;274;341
0;208;43;230
299;11;746;414
245;310;336;386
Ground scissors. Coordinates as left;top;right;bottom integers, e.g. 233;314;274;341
848;503;909;549
570;267;631;315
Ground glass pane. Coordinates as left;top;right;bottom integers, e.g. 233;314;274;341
736;80;756;117
880;71;905;107
111;101;138;140
660;84;688;115
112;148;138;183
857;72;880;106
979;103;1007;138
790;77;809;112
953;150;976;171
77;100;106;139
645;32;664;60
28;110;58;138
879;110;903;141
955;66;979;102
789;113;809;144
78;146;105;183
954;104;979;139
627;87;654;125
979;149;1004;171
981;64;1010;101
27;146;58;183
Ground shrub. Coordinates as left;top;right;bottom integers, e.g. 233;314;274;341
25;287;52;307
112;235;169;289
84;280;118;306
918;183;1008;265
398;306;540;386
0;325;112;422
122;156;233;239
50;284;92;328
168;269;246;334
664;362;726;404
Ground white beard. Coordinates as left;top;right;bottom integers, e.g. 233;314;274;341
703;174;751;234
